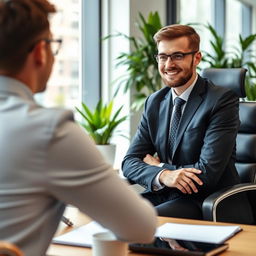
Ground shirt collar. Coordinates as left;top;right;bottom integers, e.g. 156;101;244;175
171;74;198;103
0;75;34;101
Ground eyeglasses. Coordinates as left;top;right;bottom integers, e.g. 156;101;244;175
154;51;198;64
43;38;62;56
28;38;63;56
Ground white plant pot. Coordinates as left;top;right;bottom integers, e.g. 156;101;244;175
96;144;116;166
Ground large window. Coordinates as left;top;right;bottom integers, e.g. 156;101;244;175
225;0;243;57
179;0;254;68
35;0;81;110
179;0;214;56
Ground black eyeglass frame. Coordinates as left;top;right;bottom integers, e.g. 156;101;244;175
28;38;63;56
43;38;63;56
154;51;198;63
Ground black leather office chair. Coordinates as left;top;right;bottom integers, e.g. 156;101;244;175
201;68;256;224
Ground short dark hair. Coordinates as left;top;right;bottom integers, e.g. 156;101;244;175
0;0;56;73
153;24;200;51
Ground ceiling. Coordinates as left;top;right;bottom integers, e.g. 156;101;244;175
239;0;256;7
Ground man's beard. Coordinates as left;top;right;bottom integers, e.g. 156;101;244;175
161;60;194;88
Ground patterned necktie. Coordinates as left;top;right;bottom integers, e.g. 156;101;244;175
169;97;186;157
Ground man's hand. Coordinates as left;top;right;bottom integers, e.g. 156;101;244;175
159;168;203;194
143;154;161;166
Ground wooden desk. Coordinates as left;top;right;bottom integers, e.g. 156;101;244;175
47;207;256;256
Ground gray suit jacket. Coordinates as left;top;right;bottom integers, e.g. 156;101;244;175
122;75;240;199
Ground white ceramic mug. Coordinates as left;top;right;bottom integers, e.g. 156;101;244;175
92;231;128;256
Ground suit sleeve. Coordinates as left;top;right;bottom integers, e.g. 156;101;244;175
44;114;157;243
122;97;166;192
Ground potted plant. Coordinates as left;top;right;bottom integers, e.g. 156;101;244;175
106;11;163;111
75;99;127;166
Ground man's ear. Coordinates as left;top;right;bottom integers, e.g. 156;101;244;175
33;41;47;66
194;51;202;66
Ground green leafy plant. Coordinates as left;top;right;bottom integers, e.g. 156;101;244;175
200;24;229;68
108;12;163;111
75;100;127;145
200;23;256;100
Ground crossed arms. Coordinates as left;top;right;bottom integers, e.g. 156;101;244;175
122;87;240;195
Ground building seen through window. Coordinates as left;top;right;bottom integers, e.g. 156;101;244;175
35;0;81;110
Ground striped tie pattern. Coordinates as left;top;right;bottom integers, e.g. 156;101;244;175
169;97;186;157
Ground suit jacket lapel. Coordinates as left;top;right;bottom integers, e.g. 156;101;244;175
172;76;206;158
158;89;173;162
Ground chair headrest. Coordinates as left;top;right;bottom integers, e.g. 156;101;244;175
239;102;256;132
201;68;247;97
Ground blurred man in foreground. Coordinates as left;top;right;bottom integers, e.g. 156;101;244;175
0;1;156;255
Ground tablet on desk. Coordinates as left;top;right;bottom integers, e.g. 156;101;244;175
129;237;229;256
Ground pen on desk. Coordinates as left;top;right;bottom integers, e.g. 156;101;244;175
62;216;74;227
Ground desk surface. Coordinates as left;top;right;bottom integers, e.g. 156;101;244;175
47;206;256;256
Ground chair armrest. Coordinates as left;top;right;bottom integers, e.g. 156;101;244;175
203;183;256;223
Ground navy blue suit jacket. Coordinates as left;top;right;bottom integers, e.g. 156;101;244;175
122;75;240;199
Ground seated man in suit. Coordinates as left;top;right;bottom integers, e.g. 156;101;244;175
0;1;156;255
122;24;241;219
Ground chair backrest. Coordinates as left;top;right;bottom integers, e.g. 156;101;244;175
0;241;23;256
235;102;256;183
202;68;256;223
201;68;256;184
201;68;247;97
